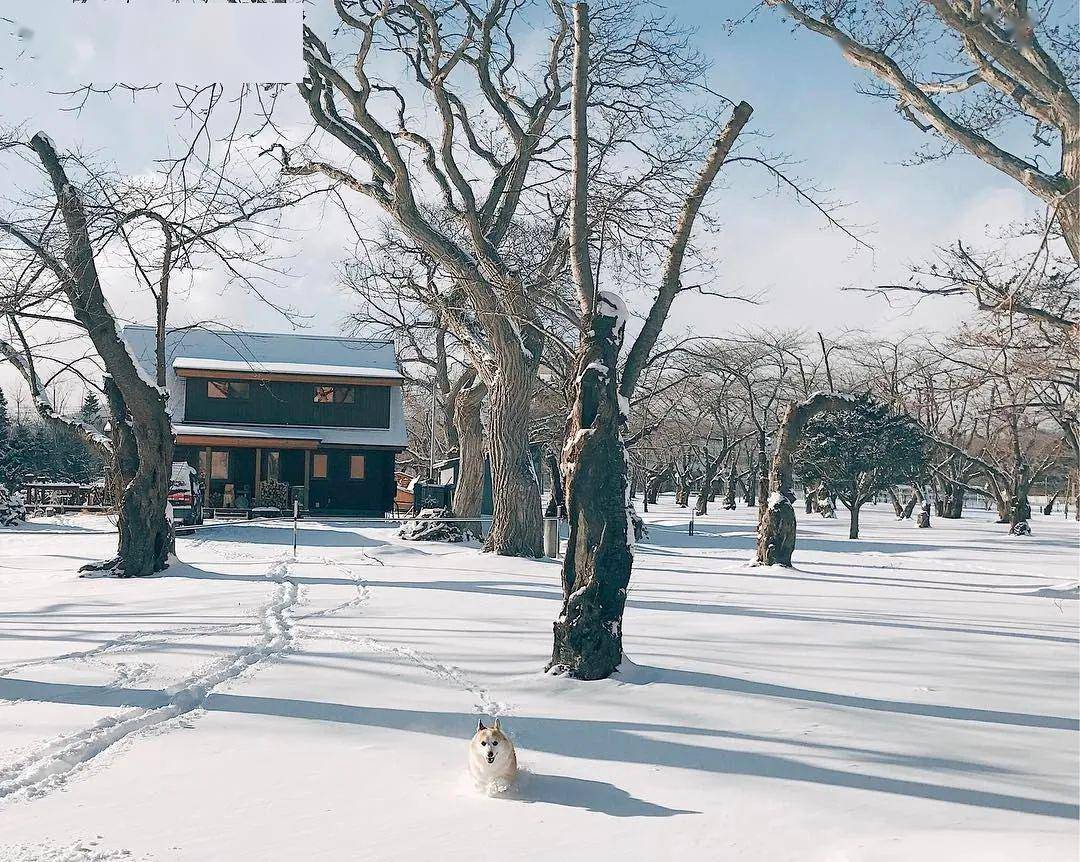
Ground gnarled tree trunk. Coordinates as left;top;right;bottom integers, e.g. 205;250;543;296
755;427;769;522
757;393;857;566
548;295;632;680
545;450;567;519
452;370;487;539
942;481;964;518
645;466;667;505
550;5;752;679
484;348;543;557
723;460;738;510
902;488;921;519
29;133;173;577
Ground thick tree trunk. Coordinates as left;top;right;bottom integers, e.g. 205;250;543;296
755;428;769;522
645;468;666;505
675;483;689;507
886;486;903;518
722;460;738;510
902;488;920;519
757;393;857;566
452;371;487;539
102;375;138;511
545;450;566;518
941;481;964;518
1008;475;1033;534
743;480;756;506
548;298;633;680
30;133;173;578
848;501;862;539
483;355;543;556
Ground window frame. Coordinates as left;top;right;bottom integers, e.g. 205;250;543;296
312;452;328;479
211;450;230;480
207;379;250;400
348;454;365;480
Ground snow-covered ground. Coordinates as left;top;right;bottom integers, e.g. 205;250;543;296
0;502;1077;861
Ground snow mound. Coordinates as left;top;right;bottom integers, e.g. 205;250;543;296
0;840;150;861
1023;582;1079;600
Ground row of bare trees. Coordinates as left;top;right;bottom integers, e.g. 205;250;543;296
1;0;1074;681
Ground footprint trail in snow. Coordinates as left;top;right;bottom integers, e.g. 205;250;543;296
0;557;298;803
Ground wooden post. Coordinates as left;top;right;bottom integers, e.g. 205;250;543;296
303;449;311;508
254;447;262;491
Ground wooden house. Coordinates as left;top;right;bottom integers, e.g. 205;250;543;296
122;326;407;515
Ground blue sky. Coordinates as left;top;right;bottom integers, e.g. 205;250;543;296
0;0;1040;404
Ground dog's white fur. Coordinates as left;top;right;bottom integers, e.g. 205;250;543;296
468;717;518;793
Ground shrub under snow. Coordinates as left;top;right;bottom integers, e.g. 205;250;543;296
398;508;470;542
0;486;28;527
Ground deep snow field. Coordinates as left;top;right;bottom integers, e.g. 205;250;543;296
0;500;1077;862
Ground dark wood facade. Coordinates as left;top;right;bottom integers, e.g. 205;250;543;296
176;376;399;516
174;443;396;516
184;377;391;429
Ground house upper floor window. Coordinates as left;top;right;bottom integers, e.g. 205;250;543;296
313;385;355;404
208;380;250;400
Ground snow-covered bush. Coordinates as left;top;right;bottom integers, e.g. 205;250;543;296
398;508;468;542
0;486;28;526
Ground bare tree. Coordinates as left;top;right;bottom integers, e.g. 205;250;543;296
767;0;1079;260
547;1;754;679
757;392;858;565
1;119;304;576
0;134;175;576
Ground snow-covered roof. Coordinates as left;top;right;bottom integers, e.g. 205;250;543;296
171;357;403;380
121;326;406;449
173;420;407;449
123;326;399;380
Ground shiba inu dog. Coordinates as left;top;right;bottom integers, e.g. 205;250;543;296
468;717;518;792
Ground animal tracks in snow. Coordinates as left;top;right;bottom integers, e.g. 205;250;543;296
0;557;299;804
302;548;512;719
335;631;511;718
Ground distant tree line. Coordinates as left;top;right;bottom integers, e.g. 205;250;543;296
0;389;105;489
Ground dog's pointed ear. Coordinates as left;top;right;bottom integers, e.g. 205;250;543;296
493;717;501;731
476;717;486;732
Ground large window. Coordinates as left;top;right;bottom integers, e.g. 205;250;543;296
208;380;250;400
313;385;355;404
349;455;365;479
266;450;280;481
312;452;328;479
211;450;230;479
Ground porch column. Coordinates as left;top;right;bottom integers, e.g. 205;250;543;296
303;449;311;509
254;447;262;490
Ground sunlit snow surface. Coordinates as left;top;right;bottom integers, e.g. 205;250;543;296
0;502;1076;861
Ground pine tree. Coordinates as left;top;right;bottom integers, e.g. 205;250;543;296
796;395;928;540
0;389;12;489
79;390;103;426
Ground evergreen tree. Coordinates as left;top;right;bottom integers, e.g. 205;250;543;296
0;389;9;490
796;395;928;539
79;390;103;426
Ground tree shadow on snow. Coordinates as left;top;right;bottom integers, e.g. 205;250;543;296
2;679;1076;820
501;771;699;817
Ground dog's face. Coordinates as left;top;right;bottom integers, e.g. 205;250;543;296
471;718;512;768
